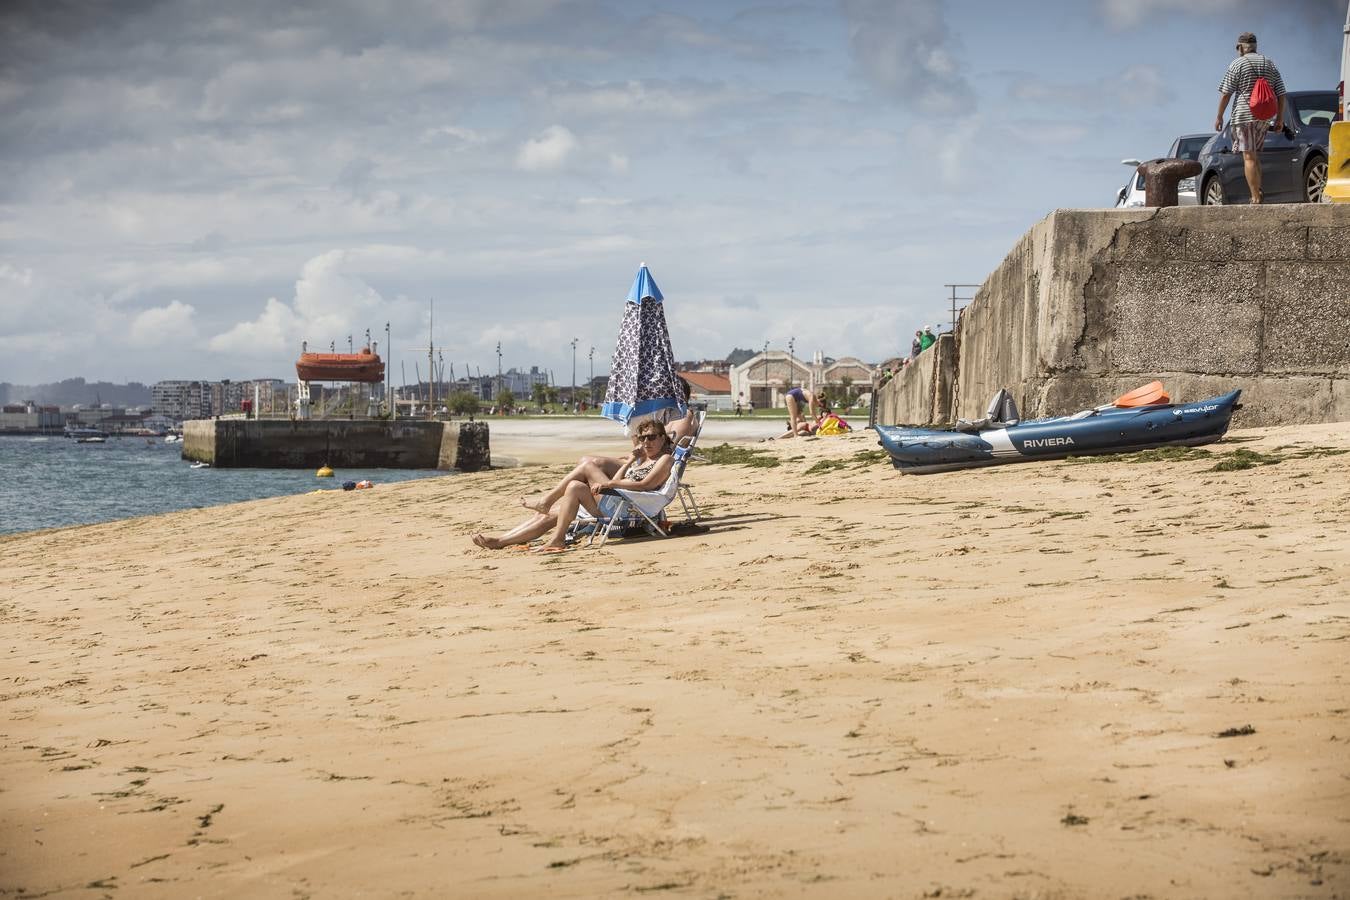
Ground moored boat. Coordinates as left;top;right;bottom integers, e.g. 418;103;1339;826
296;346;385;383
876;387;1242;474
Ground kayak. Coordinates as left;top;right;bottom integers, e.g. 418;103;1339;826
875;389;1241;474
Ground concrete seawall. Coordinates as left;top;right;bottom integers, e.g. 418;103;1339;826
878;205;1350;427
182;419;490;471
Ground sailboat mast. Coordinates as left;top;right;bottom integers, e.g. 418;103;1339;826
428;298;436;416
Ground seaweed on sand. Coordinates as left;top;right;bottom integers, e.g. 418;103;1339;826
1210;449;1283;472
701;443;781;468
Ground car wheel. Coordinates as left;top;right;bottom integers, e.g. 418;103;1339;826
1202;176;1225;205
1303;155;1328;203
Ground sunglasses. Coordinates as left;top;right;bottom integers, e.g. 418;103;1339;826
638;433;663;442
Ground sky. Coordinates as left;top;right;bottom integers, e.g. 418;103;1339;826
0;0;1343;387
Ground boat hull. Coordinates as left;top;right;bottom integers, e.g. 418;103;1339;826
875;390;1241;474
296;351;385;383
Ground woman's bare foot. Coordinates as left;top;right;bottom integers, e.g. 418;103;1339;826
472;533;504;550
520;495;547;513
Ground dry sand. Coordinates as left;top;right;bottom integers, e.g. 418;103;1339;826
2;423;1349;898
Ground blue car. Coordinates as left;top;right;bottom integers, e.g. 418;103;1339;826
1197;90;1337;204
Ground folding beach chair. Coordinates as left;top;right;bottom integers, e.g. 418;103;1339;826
574;411;705;548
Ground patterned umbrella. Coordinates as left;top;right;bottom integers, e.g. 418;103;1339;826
600;263;685;433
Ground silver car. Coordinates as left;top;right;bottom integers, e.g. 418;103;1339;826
1115;132;1216;207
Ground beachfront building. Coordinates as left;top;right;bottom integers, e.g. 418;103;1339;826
677;371;733;411
728;351;813;411
210;380;249;416
151;380;212;421
728;351;878;409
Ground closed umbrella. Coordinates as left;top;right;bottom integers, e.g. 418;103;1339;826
600;263;685;433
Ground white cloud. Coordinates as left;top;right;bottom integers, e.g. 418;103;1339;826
0;263;34;287
515;125;578;172
207;246;439;361
1100;0;1242;28
209;296;301;356
841;0;975;112
129;300;198;346
1009;64;1174;110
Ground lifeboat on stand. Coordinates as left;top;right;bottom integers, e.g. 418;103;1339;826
296;347;386;383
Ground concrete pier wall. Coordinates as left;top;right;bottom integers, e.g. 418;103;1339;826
182;419;491;470
874;334;957;426
875;205;1350;428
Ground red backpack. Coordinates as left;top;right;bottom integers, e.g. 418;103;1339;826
1249;76;1277;120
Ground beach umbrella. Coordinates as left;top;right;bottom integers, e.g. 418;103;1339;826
600;263;685;433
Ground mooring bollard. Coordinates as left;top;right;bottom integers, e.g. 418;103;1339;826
1138;157;1202;208
453;421;491;471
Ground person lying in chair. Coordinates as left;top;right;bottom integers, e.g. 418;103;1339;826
476;419;676;553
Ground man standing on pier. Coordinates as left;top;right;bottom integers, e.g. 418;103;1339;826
1214;31;1286;204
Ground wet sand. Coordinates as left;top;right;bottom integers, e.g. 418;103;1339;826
2;422;1348;898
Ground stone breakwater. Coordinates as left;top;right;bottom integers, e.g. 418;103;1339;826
878;204;1350;427
182;418;490;470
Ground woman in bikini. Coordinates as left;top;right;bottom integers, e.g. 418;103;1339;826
770;392;830;440
476;418;676;553
783;385;821;437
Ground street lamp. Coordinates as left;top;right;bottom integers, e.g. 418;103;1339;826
496;342;502;403
762;340;770;410
588;346;595;406
788;335;795;390
570;337;578;407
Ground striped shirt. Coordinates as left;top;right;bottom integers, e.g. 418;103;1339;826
1218;53;1286;124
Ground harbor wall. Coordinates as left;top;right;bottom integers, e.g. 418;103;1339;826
875;205;1350;427
874;334;957;426
181;419;491;471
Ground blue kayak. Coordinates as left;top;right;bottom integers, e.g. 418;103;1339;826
875;389;1241;474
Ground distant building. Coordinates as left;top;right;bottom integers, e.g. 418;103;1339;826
676;358;730;376
0;402;62;433
501;367;550;399
152;381;212;421
728;351;877;409
677;371;732;411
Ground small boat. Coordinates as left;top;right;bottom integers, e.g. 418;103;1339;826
77;436;107;444
164;434;181;443
296;346;385;383
190;461;210;469
876;385;1241;475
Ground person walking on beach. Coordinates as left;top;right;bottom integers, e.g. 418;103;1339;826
1214;31;1286;204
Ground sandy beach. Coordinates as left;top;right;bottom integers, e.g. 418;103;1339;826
2;423;1348;898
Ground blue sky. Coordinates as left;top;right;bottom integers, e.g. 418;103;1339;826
0;0;1342;386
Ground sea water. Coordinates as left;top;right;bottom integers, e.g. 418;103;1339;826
0;435;445;536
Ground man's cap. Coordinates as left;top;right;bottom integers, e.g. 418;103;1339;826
1237;31;1257;44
